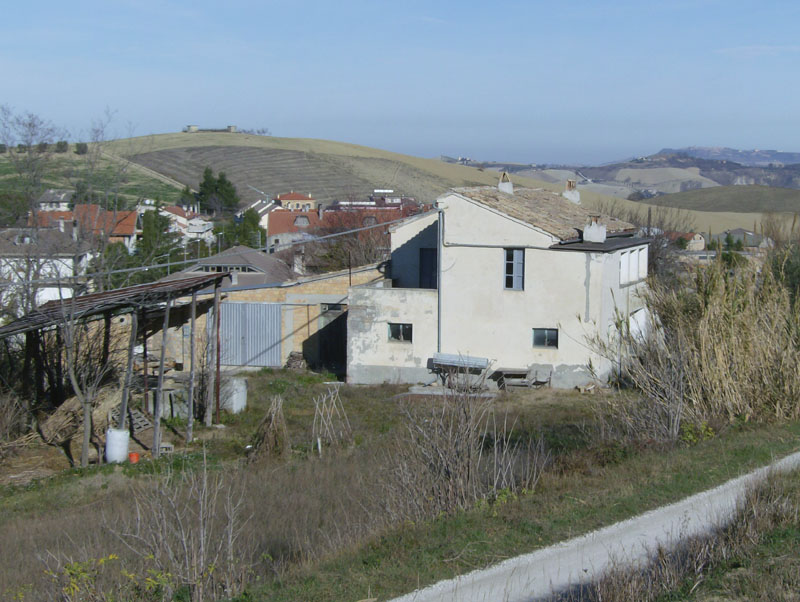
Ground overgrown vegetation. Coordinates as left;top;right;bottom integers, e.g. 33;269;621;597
593;261;800;446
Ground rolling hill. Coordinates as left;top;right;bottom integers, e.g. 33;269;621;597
97;132;794;234
644;186;800;214
108;132;562;205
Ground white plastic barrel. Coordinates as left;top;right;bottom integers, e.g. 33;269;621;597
105;428;130;463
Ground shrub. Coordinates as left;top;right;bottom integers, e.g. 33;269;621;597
0;143;6;153
55;140;69;153
75;142;88;155
36;141;48;153
593;261;800;443
16;144;26;153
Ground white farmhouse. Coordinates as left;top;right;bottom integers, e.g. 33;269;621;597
347;180;649;388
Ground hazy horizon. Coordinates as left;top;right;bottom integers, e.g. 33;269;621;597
3;0;799;165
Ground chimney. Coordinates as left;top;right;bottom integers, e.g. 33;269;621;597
293;250;306;275
498;171;513;195
583;215;607;243
563;179;581;205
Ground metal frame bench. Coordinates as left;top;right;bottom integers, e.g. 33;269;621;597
429;353;490;389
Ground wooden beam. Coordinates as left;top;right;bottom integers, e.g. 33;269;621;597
152;298;172;459
214;282;222;424
118;311;138;430
142;309;149;414
187;291;197;443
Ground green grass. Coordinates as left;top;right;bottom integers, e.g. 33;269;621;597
244;419;800;601
4;372;800;601
649;185;800;214
0;149;183;208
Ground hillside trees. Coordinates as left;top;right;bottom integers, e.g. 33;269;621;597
215;208;265;249
198;166;239;214
0;105;63;212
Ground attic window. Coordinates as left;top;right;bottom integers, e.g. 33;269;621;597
363;216;377;226
294;216;310;227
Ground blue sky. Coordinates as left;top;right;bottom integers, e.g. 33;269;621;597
1;0;798;164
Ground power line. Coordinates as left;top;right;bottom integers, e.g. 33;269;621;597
0;212;422;288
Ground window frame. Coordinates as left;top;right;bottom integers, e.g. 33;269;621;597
388;322;413;342
504;248;525;290
532;328;558;348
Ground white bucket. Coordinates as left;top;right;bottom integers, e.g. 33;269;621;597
105;428;130;463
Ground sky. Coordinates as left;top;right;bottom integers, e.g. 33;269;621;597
1;0;799;164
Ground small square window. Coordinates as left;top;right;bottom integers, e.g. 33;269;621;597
388;322;412;342
533;328;558;348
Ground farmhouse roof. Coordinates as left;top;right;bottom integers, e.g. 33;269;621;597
449;186;635;241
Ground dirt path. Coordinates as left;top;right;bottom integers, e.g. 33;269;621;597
392;450;800;602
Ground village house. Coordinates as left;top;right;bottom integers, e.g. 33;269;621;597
275;191;319;211
0;226;93;312
347;179;650;388
34;203;140;252
665;231;705;251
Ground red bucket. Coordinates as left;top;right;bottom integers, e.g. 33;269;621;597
128;452;140;464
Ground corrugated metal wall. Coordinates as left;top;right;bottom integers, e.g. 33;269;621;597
210;302;282;367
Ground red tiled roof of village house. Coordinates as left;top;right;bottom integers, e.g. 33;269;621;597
267;207;412;237
664;230;697;243
275;191;315;202
32;211;73;228
267;211;324;235
73;204;138;237
163;205;197;219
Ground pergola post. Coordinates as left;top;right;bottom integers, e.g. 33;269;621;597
118;310;138;430
153;297;172;459
215;282;222;425
186;290;197;443
142;309;149;414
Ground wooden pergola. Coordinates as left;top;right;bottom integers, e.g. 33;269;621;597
0;273;228;458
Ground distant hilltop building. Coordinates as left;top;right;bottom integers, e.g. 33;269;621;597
184;125;238;133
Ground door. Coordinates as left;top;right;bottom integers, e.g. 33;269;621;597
211;302;282;367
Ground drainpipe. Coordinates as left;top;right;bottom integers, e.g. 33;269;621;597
437;207;444;353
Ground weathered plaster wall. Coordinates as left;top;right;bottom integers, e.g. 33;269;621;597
347;284;437;384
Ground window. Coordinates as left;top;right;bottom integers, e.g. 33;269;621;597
388;322;412;342
533;328;558;348
322;303;344;312
294;216;310;227
363;216;377;226
620;247;648;285
504;248;524;290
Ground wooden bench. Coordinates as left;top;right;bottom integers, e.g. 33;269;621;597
493;366;552;390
